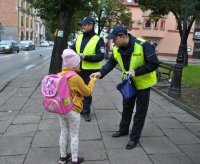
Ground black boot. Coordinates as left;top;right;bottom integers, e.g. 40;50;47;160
111;131;128;138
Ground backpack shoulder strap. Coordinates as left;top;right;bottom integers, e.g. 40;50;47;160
58;71;77;100
65;71;77;79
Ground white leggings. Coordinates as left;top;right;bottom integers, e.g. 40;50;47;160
58;110;80;162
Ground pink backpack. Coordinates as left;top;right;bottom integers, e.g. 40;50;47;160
41;71;77;114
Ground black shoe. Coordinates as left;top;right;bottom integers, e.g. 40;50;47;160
126;140;137;150
84;114;91;122
112;131;128;138
59;153;72;164
71;156;84;164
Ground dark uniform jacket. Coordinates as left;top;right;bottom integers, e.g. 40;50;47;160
72;30;105;73
100;34;159;78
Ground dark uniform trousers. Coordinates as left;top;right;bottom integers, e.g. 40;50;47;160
119;88;151;143
78;69;99;115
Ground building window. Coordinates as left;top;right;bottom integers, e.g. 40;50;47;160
30;19;32;28
21;16;24;26
160;21;165;30
154;21;158;29
26;17;29;27
26;3;29;10
21;31;24;41
36;24;38;32
42;26;44;34
144;20;151;29
21;1;24;8
30;32;33;40
26;31;29;40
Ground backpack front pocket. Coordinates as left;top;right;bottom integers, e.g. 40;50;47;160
43;98;61;113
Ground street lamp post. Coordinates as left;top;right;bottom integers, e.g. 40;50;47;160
168;0;189;97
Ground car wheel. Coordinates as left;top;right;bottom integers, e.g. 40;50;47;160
17;48;19;53
9;49;13;54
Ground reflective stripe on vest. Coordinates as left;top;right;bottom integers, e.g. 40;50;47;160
76;34;101;70
113;38;157;90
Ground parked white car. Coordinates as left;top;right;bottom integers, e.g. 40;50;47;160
20;40;35;50
0;40;20;53
41;41;49;47
48;41;54;46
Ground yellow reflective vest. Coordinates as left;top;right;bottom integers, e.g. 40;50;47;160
76;34;101;70
113;38;157;90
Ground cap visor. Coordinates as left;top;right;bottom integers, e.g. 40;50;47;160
79;20;87;25
106;33;116;39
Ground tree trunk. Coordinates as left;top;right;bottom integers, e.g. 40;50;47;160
183;40;188;66
182;30;190;66
49;11;73;74
97;9;102;35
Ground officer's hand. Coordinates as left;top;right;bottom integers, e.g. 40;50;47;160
90;72;101;79
126;70;135;77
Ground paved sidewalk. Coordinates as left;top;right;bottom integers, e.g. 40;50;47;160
0;59;200;164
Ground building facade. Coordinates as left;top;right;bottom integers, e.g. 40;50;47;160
120;0;195;57
0;0;45;43
34;9;46;45
18;0;35;42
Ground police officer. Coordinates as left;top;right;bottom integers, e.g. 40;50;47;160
72;16;105;122
90;25;159;149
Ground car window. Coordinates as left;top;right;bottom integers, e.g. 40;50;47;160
0;41;12;45
20;41;30;44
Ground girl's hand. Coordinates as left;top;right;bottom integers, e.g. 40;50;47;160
90;72;101;79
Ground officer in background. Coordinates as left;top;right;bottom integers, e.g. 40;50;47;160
90;25;159;149
72;16;105;122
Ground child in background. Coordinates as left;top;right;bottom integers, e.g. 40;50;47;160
58;49;97;164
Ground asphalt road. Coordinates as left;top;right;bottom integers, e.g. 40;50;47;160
0;47;52;89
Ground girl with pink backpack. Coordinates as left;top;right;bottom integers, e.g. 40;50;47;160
57;49;97;164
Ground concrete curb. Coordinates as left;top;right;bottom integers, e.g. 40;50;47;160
0;81;10;93
152;87;200;120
